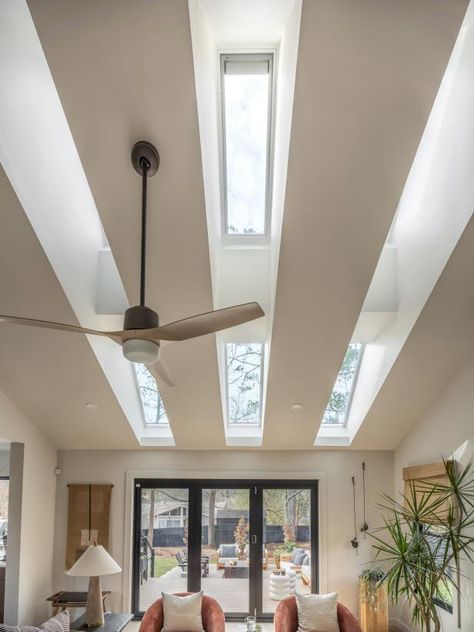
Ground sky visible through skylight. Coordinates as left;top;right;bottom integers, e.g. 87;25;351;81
226;342;264;424
134;363;169;425
322;343;363;425
224;67;269;235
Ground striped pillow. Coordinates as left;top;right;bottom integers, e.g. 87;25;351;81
0;609;70;632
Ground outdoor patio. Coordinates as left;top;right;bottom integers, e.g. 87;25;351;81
138;562;311;613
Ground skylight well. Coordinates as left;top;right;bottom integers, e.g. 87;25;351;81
225;343;264;425
221;54;273;236
322;343;364;426
134;364;169;425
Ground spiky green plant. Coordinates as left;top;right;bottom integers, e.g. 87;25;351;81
371;460;474;632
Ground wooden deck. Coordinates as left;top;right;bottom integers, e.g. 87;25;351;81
139;565;310;614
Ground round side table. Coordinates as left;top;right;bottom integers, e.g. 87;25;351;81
288;570;297;594
269;573;290;601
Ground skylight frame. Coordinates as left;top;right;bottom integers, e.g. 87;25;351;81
133;363;170;427
321;343;365;428
219;52;275;242
224;341;265;427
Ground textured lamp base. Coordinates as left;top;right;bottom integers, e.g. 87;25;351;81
85;576;104;627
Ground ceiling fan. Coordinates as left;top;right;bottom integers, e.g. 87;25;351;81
0;141;264;387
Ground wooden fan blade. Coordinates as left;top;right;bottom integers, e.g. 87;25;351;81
141;302;265;342
0;314;123;343
147;357;175;388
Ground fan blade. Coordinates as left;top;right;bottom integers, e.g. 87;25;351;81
147;357;175;388
0;315;123;343
142;302;265;342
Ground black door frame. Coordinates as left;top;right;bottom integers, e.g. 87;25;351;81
132;479;319;621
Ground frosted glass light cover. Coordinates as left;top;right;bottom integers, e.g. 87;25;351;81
122;338;159;364
66;544;121;577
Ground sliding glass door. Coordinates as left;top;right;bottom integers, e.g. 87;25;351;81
259;487;314;616
132;480;318;620
201;487;251;615
133;485;190;614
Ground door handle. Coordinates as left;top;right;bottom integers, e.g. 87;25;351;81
251;535;257;544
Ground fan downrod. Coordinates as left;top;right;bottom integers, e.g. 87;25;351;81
131;141;160;176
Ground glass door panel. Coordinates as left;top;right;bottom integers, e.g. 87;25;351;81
135;487;189;614
261;488;313;615
201;488;250;614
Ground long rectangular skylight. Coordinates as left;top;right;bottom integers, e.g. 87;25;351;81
221;53;273;236
321;343;364;426
134;364;169;425
225;343;264;425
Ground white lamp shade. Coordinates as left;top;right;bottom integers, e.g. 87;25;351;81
66;544;121;577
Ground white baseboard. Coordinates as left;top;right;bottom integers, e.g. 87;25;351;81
389;617;413;632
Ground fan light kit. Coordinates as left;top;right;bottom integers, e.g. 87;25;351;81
0;141;264;387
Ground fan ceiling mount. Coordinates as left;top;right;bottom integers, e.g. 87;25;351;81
0;140;264;387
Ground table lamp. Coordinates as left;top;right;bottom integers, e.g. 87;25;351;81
66;543;121;627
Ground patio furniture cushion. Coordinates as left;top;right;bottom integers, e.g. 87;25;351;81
290;547;306;563
274;596;362;632
295;592;339;632
139;593;225;632
292;549;307;565
220;544;238;558
161;591;204;632
300;554;310;567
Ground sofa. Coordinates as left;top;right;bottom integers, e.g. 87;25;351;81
217;543;268;569
274;595;362;632
139;593;225;632
280;547;311;585
217;543;242;569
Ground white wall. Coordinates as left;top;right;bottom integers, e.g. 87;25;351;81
53;449;393;617
0;389;57;624
394;352;474;631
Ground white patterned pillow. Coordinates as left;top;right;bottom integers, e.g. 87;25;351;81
0;609;70;632
296;592;339;632
161;592;203;632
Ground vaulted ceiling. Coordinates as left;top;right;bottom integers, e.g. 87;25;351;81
0;0;470;450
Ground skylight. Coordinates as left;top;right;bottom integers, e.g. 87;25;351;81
225;343;264;425
134;364;169;425
322;344;364;426
221;54;273;236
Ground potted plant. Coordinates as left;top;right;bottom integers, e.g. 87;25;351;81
371;460;474;632
359;567;385;606
274;550;281;570
359;568;386;632
234;514;249;560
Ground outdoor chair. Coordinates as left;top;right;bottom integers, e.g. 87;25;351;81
274;595;362;632
175;550;188;576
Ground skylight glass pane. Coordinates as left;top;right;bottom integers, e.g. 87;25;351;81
222;55;271;235
134;363;169;425
322;344;363;425
226;343;264;424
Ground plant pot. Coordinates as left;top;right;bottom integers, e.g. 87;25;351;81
359;580;388;632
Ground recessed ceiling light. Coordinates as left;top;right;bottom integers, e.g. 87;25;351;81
291;403;303;411
85;402;99;412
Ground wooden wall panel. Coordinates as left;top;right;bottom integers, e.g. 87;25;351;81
66;484;113;570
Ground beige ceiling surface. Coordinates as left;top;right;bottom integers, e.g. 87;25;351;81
0;0;469;450
0;167;137;449
28;0;225;449
352;212;474;450
263;0;468;448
